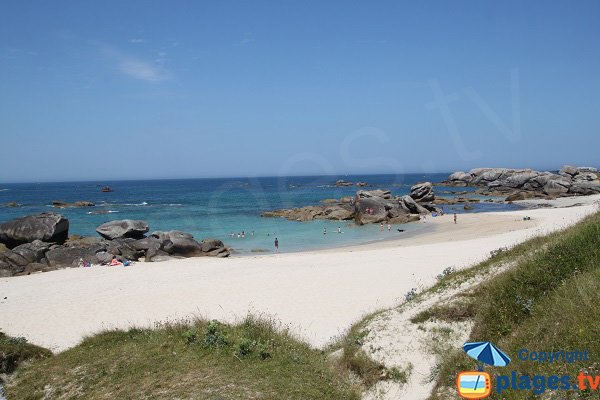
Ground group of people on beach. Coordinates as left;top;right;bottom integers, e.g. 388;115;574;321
78;255;133;268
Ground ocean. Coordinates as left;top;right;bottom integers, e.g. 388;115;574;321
0;174;522;254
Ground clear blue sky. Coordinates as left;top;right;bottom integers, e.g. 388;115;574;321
1;1;599;183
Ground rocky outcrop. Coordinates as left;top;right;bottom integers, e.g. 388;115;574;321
334;180;369;187
51;201;95;208
409;182;435;202
0;213;69;248
143;231;229;260
335;180;353;187
569;181;600;195
96;220;149;240
263;204;355;222
0;240;53;276
445;166;600;199
0;215;230;276
263;188;430;225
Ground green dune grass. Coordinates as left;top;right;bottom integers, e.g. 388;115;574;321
427;210;600;399
5;316;360;400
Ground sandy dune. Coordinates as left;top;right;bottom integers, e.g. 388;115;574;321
0;201;597;352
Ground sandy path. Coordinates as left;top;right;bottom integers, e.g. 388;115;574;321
0;203;596;352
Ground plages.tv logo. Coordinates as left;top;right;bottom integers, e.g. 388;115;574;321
456;341;511;399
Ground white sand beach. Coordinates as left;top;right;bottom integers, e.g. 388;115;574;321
0;197;598;353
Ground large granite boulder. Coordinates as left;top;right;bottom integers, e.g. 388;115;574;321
150;231;202;256
96;220;149;240
523;173;565;190
149;231;230;258
320;206;354;220
543;179;571;196
132;236;163;251
353;190;424;225
0;241;54;276
498;171;538;188
399;195;428;214
573;172;599;182
570;181;600;195
45;241;108;269
0;213;69;248
410;182;434;202
447;171;472;186
356;189;393;200
105;238;144;260
163;231;202;255
470;168;508;185
10;240;52;264
354;196;392;224
201;238;225;253
559;165;579;177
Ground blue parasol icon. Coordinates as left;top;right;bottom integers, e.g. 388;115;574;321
463;341;511;367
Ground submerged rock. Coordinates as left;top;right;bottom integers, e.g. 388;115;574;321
52;201;95;208
335;180;353;187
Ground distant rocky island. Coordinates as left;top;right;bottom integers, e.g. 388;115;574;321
444;165;599;200
262;165;599;224
0;214;229;277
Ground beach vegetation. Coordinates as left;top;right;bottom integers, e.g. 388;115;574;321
436;266;456;281
427;210;600;399
5;315;360;399
328;315;410;389
403;287;418;302
0;333;51;374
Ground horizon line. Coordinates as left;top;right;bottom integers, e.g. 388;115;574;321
0;164;580;185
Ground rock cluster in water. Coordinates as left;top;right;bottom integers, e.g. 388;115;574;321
262;182;435;225
51;200;95;208
0;213;229;277
445;165;600;200
334;180;370;187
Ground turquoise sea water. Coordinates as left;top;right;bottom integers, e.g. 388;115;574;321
0;174;522;254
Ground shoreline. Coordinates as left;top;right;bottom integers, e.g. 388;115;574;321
0;195;598;353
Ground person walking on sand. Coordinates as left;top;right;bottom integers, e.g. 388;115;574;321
274;237;279;253
454;213;457;224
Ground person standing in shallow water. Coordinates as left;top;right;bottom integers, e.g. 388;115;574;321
274;237;279;253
